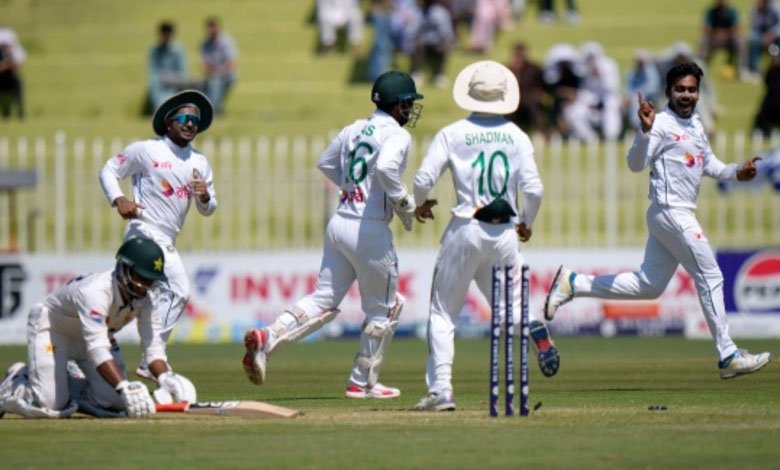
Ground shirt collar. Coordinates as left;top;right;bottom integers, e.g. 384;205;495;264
371;109;399;126
163;136;192;160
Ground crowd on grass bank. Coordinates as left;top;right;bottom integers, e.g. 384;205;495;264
312;0;780;141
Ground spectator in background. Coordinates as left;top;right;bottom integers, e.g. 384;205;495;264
449;0;475;36
411;0;456;88
201;17;238;115
578;41;622;141
0;28;26;120
752;45;780;137
698;0;743;78
624;49;661;131
466;0;512;54
507;42;547;137
539;0;580;25
147;21;190;110
368;0;396;81
746;0;780;78
316;0;364;55
367;0;421;81
542;43;587;140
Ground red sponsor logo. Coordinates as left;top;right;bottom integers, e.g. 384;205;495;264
684;151;704;168
153;160;172;169
672;133;691;142
89;310;105;324
230;272;415;302
339;186;364;204
160;179;193;199
43;272;78;293
116;153;127;164
735;251;780;312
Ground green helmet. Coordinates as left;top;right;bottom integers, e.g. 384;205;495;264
371;71;424;106
116;238;167;282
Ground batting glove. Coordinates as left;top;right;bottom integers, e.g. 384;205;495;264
157;371;198;404
116;380;156;418
390;193;416;232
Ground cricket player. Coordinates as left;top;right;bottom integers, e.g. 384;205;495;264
98;89;217;381
545;62;773;379
243;71;423;399
0;238;196;419
411;60;557;412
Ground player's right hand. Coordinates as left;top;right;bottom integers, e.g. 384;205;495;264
390;193;416;232
116;380;156;418
637;92;655;133
114;196;145;220
414;199;438;223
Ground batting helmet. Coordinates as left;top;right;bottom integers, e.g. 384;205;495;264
371;71;424;106
115;238;167;300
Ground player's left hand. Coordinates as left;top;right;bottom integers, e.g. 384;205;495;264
157;371;197;404
191;169;210;204
516;222;532;242
736;156;762;181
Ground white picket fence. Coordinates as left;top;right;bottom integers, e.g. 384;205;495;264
0;131;778;254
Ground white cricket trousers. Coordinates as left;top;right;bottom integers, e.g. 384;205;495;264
27;304;125;411
572;203;737;361
425;218;534;394
125;222;189;337
280;214;400;386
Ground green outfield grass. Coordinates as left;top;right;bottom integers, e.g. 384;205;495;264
0;337;778;468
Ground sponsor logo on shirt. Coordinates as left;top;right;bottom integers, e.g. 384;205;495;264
672;132;691;142
89;310;105;324
153;160;173;169
116;153;127;165
161;178;193;199
684;151;703;168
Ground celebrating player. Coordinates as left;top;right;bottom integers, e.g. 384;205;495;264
0;238;196;419
411;60;558;412
243;71;423;399
98;89;218;383
544;62;773;379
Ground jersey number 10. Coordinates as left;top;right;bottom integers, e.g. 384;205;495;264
471;150;509;197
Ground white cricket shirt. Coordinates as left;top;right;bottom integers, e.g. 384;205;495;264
627;107;738;210
317;110;411;222
99;136;218;243
413;114;543;226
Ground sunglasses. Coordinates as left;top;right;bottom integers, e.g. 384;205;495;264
169;113;201;126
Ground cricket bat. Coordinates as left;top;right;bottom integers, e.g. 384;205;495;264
155;400;300;419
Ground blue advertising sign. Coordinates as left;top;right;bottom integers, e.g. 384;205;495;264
718;250;780;313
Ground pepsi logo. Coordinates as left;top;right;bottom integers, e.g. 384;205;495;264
734;251;780;312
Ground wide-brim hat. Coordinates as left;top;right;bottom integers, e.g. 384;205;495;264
453;61;520;115
152;90;214;136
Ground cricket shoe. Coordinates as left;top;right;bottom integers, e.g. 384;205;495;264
719;349;773;379
243;328;269;386
135;363;155;381
529;320;560;377
413;391;456;411
544;265;575;320
0;362;26;419
345;382;401;399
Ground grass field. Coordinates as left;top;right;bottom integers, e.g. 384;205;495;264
0;337;778;468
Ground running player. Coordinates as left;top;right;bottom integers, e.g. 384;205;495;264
242;71;424;399
98;90;218;382
544;62;772;379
